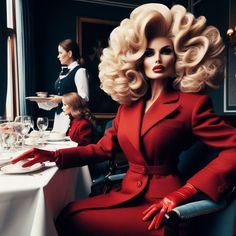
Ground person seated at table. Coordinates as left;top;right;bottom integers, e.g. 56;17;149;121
62;92;96;145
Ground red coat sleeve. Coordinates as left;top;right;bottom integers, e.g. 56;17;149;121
188;95;236;201
56;106;122;169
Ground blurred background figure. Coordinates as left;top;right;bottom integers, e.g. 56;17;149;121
37;39;89;134
62;92;95;145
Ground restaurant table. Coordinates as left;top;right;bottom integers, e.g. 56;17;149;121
0;140;92;236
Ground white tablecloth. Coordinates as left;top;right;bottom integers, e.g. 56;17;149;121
0;141;92;236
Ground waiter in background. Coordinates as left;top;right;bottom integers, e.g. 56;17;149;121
37;38;89;134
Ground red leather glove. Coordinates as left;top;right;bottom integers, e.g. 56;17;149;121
142;183;197;230
11;148;58;167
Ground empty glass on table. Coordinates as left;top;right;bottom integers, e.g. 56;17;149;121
0;117;12;150
36;117;49;145
14;115;32;147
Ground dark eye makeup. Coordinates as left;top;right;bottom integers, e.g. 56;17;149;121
160;46;173;55
144;46;173;57
144;48;154;57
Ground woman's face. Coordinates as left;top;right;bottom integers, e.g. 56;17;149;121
143;37;175;81
62;99;72;115
57;45;72;65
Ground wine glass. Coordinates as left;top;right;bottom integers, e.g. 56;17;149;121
14;115;32;147
37;117;49;145
0;117;10;150
2;124;17;151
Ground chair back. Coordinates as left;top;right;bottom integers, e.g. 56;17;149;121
178;140;220;179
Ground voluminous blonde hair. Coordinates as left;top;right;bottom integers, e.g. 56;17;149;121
99;3;225;105
170;5;224;92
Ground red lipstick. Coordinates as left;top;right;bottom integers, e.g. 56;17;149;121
153;64;165;73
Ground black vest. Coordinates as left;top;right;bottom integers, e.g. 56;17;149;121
54;65;81;114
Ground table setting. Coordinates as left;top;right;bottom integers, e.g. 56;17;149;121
0;115;92;236
0;115;77;175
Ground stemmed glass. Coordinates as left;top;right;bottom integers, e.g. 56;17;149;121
2;123;17;151
0;117;9;150
14;115;32;147
36;117;49;145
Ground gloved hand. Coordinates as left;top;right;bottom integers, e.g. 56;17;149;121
142;183;197;230
11;148;58;167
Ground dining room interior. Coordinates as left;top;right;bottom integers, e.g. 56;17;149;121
0;0;236;236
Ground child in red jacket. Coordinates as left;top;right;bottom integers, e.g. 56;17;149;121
62;92;95;145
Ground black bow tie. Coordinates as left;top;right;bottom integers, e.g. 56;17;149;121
60;67;70;76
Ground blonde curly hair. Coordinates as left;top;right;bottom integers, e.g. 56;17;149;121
99;3;225;105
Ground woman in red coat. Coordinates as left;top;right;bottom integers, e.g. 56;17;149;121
12;3;236;236
61;92;96;145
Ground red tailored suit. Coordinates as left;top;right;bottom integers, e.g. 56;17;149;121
67;118;94;145
55;90;236;236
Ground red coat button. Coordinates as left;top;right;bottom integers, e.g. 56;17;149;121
137;180;142;187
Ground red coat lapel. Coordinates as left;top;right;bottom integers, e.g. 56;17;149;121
121;99;144;159
141;90;180;136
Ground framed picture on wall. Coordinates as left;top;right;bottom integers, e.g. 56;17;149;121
224;0;236;112
224;49;236;112
77;17;119;118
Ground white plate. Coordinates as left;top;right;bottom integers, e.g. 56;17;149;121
1;161;45;174
24;138;39;146
25;96;51;102
47;137;67;142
